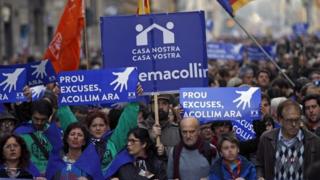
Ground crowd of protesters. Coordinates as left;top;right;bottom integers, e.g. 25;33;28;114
0;34;319;180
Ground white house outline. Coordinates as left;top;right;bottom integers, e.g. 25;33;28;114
136;22;175;46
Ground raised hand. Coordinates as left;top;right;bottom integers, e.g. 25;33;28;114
0;68;25;93
232;87;259;110
31;60;48;79
110;67;135;92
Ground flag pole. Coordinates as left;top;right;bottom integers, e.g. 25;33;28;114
83;0;90;70
137;0;161;146
231;17;295;87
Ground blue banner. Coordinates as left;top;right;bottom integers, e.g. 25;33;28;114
292;22;309;36
0;60;57;87
180;87;261;141
207;42;243;60
101;11;208;93
246;45;277;61
27;60;57;86
0;68;27;103
58;67;138;106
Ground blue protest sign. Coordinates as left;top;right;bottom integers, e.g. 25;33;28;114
101;11;208;93
180;87;261;141
0;68;27;103
30;85;46;101
58;67;138;106
27;60;57;86
0;60;56;87
207;42;243;60
292;22;309;36
246;45;277;61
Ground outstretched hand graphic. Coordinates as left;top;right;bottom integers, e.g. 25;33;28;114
31;85;46;99
31;60;48;79
110;67;135;92
233;87;259;110
0;68;25;93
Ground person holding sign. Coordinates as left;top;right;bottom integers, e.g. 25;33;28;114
14;95;77;174
0;134;43;179
144;94;180;154
45;122;103;180
209;133;256;180
86;84;143;172
86;102;139;172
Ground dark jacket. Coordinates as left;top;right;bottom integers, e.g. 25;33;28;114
256;128;320;180
209;155;256;180
116;156;167;180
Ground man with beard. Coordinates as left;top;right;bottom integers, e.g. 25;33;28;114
302;94;320;136
144;94;180;154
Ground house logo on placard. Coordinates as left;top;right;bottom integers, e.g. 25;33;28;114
135;22;175;46
131;21;181;62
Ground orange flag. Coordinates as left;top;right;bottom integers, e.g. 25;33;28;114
44;0;85;73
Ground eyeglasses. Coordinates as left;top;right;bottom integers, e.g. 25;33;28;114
127;138;141;144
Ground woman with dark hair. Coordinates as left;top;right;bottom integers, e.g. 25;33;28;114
46;122;103;180
0;134;42;179
85;103;140;172
113;127;167;180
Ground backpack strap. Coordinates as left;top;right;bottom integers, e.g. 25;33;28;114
29;133;49;160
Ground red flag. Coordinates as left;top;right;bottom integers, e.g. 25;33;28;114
44;0;85;73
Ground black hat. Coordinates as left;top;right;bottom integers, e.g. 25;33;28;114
0;111;17;122
151;94;171;103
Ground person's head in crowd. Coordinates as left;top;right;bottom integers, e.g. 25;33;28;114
217;133;240;162
302;94;320;130
301;82;320;97
86;110;109;139
281;53;292;69
127;127;154;158
31;99;53;131
180;117;200;147
200;122;214;142
262;115;275;132
218;68;231;87
211;120;233;138
63;122;89;154
270;78;293;97
239;66;254;86
294;77;311;103
71;106;89;124
309;70;320;82
270;97;287;121
256;69;271;91
168;107;179;125
138;103;149;128
151;94;171;125
277;99;302;139
108;108;123;130
227;77;242;87
0;111;17;139
0;134;30;172
306;161;320;180
261;93;271;117
42;90;58;110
